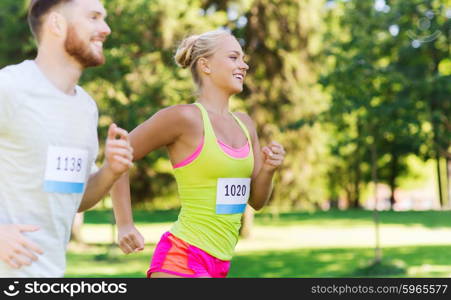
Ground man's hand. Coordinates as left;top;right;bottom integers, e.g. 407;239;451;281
104;123;134;177
0;224;44;269
117;224;145;254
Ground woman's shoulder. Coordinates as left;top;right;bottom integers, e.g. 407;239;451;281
233;111;256;131
156;103;202;126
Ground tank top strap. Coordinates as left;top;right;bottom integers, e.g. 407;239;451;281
193;102;215;141
230;112;253;152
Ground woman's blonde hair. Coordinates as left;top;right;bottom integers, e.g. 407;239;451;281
174;29;232;89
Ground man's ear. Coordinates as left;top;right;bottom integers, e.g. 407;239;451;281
46;11;67;38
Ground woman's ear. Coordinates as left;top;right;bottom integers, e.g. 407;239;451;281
198;57;211;74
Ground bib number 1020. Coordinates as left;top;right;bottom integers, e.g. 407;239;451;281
224;184;247;197
216;178;250;214
56;156;83;172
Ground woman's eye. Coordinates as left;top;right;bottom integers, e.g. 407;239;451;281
230;56;237;60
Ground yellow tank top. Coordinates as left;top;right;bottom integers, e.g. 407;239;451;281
170;102;254;260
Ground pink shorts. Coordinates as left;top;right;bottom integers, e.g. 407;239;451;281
147;231;231;278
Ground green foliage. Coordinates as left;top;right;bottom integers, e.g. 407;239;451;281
0;0;35;66
81;0;229;204
237;0;331;208
321;0;450;207
82;0;332;208
1;0;447;209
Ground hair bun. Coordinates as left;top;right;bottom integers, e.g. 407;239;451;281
174;35;199;68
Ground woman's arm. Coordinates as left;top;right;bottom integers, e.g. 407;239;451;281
111;105;197;253
129;105;196;161
236;113;286;211
111;172;145;254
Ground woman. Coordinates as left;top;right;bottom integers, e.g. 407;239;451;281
111;29;285;278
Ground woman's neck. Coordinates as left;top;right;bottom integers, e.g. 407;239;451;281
197;87;231;115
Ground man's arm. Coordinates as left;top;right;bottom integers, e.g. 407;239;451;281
0;225;44;269
0;71;44;269
78;123;133;212
0;72;13;133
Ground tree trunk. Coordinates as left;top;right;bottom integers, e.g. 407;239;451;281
388;152;398;209
371;141;382;263
239;205;254;239
447;157;451;209
343;186;352;209
436;155;444;209
352;172;361;208
352;121;363;209
349;158;361;209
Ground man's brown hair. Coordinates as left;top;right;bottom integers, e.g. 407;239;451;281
27;0;73;41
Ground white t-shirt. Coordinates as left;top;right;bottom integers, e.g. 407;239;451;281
0;60;99;277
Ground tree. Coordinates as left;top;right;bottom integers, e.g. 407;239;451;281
0;0;35;67
240;0;330;211
82;0;229;205
321;0;449;209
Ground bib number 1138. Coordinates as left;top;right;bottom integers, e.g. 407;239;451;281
56;156;83;172
44;146;88;194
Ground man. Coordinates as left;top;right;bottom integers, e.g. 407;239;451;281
0;0;138;277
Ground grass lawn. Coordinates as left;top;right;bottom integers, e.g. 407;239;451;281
65;209;451;278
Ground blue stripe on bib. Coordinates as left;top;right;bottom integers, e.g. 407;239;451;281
216;204;246;214
44;180;84;194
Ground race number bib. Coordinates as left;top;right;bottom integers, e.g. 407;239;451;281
216;178;251;214
43;146;89;194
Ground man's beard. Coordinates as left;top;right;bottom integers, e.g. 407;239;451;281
64;25;105;68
